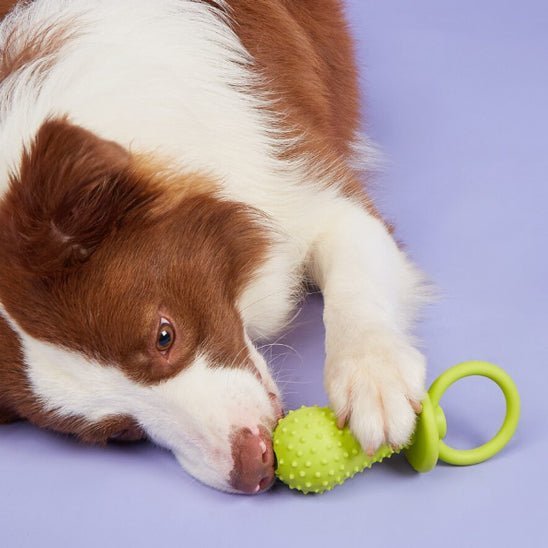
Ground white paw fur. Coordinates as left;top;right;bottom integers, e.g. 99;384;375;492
325;329;426;452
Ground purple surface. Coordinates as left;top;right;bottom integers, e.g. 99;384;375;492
1;1;547;546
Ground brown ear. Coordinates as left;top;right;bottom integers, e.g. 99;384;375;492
0;119;159;275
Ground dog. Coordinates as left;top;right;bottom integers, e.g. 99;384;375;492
0;0;428;494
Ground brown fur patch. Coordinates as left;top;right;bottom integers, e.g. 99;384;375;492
0;0;18;21
225;0;360;154
2;120;160;275
0;313;26;424
0;118;269;440
218;0;381;214
0;4;74;85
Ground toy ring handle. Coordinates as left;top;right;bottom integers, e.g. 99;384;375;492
428;361;520;466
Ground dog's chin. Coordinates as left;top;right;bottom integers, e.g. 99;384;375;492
173;451;235;493
172;421;277;495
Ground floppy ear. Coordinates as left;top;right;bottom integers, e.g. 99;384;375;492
0;119;158;275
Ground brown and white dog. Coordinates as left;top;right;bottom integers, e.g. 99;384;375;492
0;0;428;493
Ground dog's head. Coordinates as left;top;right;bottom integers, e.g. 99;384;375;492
0;119;283;493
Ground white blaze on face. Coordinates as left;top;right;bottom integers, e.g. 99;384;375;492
142;357;277;491
3;309;278;491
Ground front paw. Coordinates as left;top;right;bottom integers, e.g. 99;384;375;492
324;330;426;454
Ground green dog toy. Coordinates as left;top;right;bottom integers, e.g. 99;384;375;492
273;361;520;494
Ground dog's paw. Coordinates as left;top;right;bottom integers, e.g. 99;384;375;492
324;329;426;454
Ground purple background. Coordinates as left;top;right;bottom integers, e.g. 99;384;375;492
1;1;547;546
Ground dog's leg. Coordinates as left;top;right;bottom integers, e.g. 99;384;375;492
310;199;427;453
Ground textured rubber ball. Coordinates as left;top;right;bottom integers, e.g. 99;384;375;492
273;406;396;494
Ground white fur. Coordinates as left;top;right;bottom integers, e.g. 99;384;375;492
0;0;428;488
309;201;429;448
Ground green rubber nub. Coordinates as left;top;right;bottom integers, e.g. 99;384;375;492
274;406;396;494
405;360;520;470
403;394;440;472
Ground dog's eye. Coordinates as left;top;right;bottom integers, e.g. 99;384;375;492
156;321;175;352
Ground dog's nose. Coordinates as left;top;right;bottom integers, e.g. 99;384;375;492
230;427;275;494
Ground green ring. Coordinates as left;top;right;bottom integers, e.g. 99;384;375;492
428;361;520;466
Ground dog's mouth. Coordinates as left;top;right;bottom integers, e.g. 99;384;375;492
268;391;285;423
